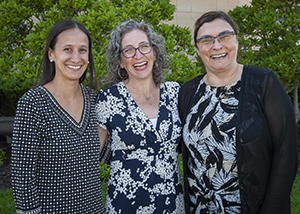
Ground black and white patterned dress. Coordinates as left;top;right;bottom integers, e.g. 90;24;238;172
183;79;242;213
11;85;105;214
96;81;184;214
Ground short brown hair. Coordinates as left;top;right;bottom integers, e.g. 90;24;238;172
194;11;239;48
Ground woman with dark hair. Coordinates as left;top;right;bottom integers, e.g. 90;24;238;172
179;11;298;213
11;19;105;213
96;19;184;213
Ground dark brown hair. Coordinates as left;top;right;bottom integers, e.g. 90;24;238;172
38;19;94;86
194;11;239;48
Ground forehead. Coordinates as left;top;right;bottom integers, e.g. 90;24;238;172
56;28;89;46
197;19;234;37
121;29;149;47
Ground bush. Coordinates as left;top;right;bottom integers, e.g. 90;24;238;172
0;149;6;167
0;0;201;116
99;162;110;181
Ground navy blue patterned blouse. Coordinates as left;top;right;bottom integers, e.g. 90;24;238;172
11;85;105;214
96;81;184;214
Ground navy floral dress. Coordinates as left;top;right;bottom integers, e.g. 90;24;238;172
96;81;184;214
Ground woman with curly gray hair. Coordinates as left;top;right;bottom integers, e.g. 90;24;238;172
96;19;184;213
103;19;168;86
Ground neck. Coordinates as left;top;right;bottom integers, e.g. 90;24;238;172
124;78;158;101
44;79;82;100
204;63;243;87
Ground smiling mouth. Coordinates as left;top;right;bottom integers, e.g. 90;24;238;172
211;53;227;59
133;61;147;68
67;65;81;69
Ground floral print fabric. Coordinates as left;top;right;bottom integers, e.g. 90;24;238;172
96;81;184;214
182;79;241;213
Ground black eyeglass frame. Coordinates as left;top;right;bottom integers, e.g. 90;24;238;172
120;42;153;58
196;31;237;44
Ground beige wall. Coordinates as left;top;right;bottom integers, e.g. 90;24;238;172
167;0;251;30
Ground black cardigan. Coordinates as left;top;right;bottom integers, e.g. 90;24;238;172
178;65;298;214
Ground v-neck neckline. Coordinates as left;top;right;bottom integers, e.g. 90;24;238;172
120;81;162;130
40;84;90;135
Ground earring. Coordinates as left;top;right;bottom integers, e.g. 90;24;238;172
118;69;123;79
50;59;53;62
88;61;89;64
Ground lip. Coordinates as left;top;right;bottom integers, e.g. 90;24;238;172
133;61;148;70
66;65;82;70
210;53;227;59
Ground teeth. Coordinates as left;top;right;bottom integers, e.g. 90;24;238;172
67;65;81;69
211;53;226;59
134;62;147;67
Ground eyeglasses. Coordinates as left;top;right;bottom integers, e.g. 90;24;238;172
196;31;237;47
120;43;153;58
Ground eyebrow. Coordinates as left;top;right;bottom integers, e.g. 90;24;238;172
199;30;232;38
122;41;149;48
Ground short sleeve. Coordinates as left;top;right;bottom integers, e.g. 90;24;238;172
95;89;110;130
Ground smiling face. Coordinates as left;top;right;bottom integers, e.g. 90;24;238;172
196;18;239;74
48;28;89;83
119;29;155;83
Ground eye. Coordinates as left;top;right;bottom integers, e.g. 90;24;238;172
64;48;72;52
123;47;134;53
201;37;213;44
219;33;233;42
80;48;88;53
141;43;150;48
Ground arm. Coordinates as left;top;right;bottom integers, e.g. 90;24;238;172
11;93;42;214
96;89;111;164
99;126;108;152
260;71;298;213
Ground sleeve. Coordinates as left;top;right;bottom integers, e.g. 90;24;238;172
95;89;111;130
11;92;42;214
260;71;298;213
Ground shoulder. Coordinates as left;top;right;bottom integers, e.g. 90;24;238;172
163;81;180;91
180;74;204;95
243;65;274;81
18;86;46;104
81;84;97;101
96;82;122;103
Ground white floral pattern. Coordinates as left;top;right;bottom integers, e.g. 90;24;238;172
96;81;184;214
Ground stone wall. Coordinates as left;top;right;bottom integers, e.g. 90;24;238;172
166;0;251;30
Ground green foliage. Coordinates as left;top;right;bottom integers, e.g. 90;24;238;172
99;162;110;181
0;188;16;214
0;0;200;115
291;174;300;214
0;149;6;167
228;0;300;93
101;182;108;205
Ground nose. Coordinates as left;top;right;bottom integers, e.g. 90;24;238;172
212;38;222;49
134;49;143;59
71;52;81;62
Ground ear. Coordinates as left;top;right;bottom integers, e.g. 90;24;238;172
118;58;125;69
48;47;54;61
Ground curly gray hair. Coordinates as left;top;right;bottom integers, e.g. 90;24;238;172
103;19;168;87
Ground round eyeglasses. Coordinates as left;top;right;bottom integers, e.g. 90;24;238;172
196;31;237;47
120;43;153;58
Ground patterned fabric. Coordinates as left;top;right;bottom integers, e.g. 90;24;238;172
11;85;105;214
96;81;184;214
182;79;241;213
